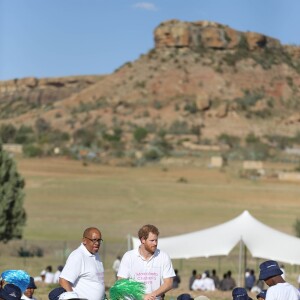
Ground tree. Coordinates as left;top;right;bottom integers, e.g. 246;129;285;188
0;143;26;242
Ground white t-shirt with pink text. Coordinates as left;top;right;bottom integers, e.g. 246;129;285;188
117;248;175;297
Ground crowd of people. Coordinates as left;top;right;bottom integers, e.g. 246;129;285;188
0;225;299;300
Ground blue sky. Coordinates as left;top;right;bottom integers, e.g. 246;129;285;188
1;0;300;80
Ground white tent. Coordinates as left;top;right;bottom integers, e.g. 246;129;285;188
132;210;300;264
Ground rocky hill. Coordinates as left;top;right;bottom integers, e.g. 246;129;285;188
1;20;300;162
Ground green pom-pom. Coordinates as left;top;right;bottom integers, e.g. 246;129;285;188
110;279;145;300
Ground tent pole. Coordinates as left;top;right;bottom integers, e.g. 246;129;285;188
238;239;244;286
244;244;247;287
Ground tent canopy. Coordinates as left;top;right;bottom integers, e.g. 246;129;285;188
132;210;300;265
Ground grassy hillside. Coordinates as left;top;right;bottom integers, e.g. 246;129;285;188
1;157;299;299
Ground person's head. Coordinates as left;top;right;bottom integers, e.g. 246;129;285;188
212;269;216;276
23;277;37;299
259;260;283;286
82;227;102;254
57;265;63;272
177;293;193;300
138;224;159;254
0;284;22;300
232;287;252;300
192;269;197;276
46;266;52;272
256;290;267;300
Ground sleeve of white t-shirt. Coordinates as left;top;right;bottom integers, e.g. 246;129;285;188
60;251;83;284
162;252;175;279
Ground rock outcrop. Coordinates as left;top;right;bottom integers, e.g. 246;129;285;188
154;19;281;51
0;75;104;105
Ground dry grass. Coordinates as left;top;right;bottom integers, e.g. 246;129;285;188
3;157;300;299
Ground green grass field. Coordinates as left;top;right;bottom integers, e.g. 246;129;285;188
2;157;300;300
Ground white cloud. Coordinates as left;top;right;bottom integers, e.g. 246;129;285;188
133;2;157;11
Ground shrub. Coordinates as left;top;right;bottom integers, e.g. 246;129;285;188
23;144;43;157
0;124;17;143
217;133;240;148
143;147;162;161
184;101;198;114
15;125;35;144
169;120;190;135
35;118;51;135
133;127;148;143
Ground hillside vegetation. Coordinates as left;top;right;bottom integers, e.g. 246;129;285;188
1;20;300;164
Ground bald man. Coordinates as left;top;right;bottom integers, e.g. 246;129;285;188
59;227;105;300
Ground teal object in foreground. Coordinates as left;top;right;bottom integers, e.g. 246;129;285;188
1;269;30;292
110;279;145;300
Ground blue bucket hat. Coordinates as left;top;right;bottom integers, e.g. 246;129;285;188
256;290;267;299
232;287;252;300
48;287;66;300
1;270;30;293
0;284;22;300
27;277;37;289
259;260;283;280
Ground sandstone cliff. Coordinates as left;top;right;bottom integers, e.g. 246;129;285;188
1;20;300;150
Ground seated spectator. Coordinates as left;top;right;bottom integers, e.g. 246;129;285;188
211;269;220;289
173;269;181;288
245;269;256;291
220;271;236;291
21;277;37;300
53;266;64;284
34;270;46;283
192;274;204;291
44;266;54;284
189;270;197;291
232;287;252;300
201;271;215;291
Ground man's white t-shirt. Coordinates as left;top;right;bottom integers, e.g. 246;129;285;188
60;244;105;300
117;248;175;297
266;282;300;300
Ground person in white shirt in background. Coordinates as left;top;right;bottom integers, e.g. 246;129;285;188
112;256;121;280
44;265;55;284
192;274;205;291
53;265;64;284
